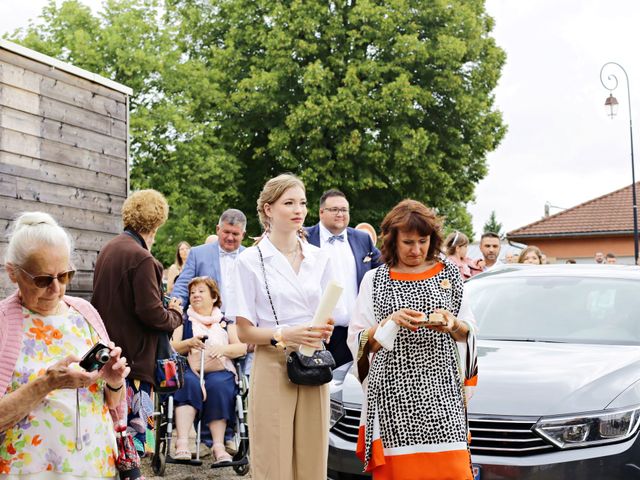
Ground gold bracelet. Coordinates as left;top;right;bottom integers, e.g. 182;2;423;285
357;329;370;360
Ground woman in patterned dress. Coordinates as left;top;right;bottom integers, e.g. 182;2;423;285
0;212;131;478
348;200;478;480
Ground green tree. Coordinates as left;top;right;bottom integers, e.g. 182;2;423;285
483;210;503;237
9;0;506;263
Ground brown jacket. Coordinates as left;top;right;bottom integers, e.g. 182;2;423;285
92;231;182;384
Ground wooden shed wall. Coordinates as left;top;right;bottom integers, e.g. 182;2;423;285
0;47;128;299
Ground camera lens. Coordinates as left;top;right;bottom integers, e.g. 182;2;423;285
96;348;111;364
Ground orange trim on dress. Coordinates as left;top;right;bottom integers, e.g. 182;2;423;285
389;262;444;281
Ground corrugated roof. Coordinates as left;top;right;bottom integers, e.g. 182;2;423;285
508;182;640;239
0;39;133;95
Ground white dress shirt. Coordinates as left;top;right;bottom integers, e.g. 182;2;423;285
226;236;342;328
219;246;240;312
319;224;358;327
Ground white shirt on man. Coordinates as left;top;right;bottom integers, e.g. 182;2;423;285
218;245;240;310
226;236;342;328
318;224;357;327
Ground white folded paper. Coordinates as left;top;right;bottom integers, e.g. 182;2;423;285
299;280;344;356
373;320;400;351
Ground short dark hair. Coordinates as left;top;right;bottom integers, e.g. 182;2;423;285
380;199;443;267
319;189;347;208
606;252;616;259
481;232;500;242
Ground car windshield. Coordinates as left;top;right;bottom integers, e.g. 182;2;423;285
465;275;640;345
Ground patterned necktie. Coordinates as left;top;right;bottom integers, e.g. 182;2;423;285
328;234;345;244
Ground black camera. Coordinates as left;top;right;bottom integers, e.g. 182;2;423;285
79;343;111;372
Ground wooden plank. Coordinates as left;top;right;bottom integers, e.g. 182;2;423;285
0;219;117;253
0;244;98;270
6;176;125;215
0;196;122;235
0;60;126;121
0;151;126;197
0;48;129;102
0;172;16;197
0;83;127;139
1;128;127;178
0;106;126;158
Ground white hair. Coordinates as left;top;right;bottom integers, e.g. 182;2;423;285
5;212;73;266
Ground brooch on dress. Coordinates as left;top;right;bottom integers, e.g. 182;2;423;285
440;279;452;289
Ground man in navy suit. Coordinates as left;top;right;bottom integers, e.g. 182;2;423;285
306;189;381;368
172;209;247;312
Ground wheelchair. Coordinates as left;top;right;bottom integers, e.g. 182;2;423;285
151;357;250;476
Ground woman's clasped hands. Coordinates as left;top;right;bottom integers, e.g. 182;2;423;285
382;308;461;334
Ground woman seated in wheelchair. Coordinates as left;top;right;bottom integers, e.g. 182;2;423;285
171;276;247;463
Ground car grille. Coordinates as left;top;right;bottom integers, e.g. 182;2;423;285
331;404;361;443
469;415;554;456
332;408;555;457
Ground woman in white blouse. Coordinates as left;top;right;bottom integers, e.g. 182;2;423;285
227;173;335;480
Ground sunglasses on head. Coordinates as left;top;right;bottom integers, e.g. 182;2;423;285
16;265;76;288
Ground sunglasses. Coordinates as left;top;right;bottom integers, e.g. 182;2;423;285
16;265;76;288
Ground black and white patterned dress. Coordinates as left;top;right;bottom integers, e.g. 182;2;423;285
350;260;477;480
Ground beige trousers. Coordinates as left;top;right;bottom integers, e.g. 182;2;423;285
248;345;329;480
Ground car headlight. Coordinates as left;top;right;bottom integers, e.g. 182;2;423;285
329;398;345;429
534;406;640;449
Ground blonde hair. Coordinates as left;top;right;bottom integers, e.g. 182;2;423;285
6;212;73;266
122;189;169;233
256;173;305;232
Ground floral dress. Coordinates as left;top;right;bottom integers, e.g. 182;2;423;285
0;306;117;478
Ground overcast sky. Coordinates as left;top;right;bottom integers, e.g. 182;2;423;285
2;1;639;237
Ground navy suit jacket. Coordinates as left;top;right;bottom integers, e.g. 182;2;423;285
171;241;245;308
305;224;382;292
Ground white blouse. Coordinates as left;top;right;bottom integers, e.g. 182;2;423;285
226;236;341;328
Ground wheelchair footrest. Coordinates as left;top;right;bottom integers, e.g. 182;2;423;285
210;457;249;469
167;456;204;467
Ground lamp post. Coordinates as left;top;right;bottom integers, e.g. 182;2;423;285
600;62;639;264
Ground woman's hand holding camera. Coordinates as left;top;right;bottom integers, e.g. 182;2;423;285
100;342;130;390
281;318;335;349
45;355;101;390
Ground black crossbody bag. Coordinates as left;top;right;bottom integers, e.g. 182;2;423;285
257;245;335;386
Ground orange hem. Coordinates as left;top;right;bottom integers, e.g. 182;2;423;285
389;262;444;281
370;449;473;480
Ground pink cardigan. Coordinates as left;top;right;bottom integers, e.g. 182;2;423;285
0;291;111;398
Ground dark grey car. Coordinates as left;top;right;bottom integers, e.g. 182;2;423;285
328;265;640;479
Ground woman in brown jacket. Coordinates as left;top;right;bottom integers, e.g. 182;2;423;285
92;189;183;456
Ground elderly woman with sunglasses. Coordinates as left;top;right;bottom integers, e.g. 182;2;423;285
0;212;129;477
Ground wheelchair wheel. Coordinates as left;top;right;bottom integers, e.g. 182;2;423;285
233;462;250;476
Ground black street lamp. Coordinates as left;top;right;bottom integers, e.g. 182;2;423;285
600;62;639;264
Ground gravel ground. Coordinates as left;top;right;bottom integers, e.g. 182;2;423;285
140;434;251;480
141;455;250;480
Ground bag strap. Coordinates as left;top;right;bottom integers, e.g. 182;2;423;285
257;246;279;327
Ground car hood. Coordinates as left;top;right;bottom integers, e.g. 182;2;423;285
471;340;640;416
